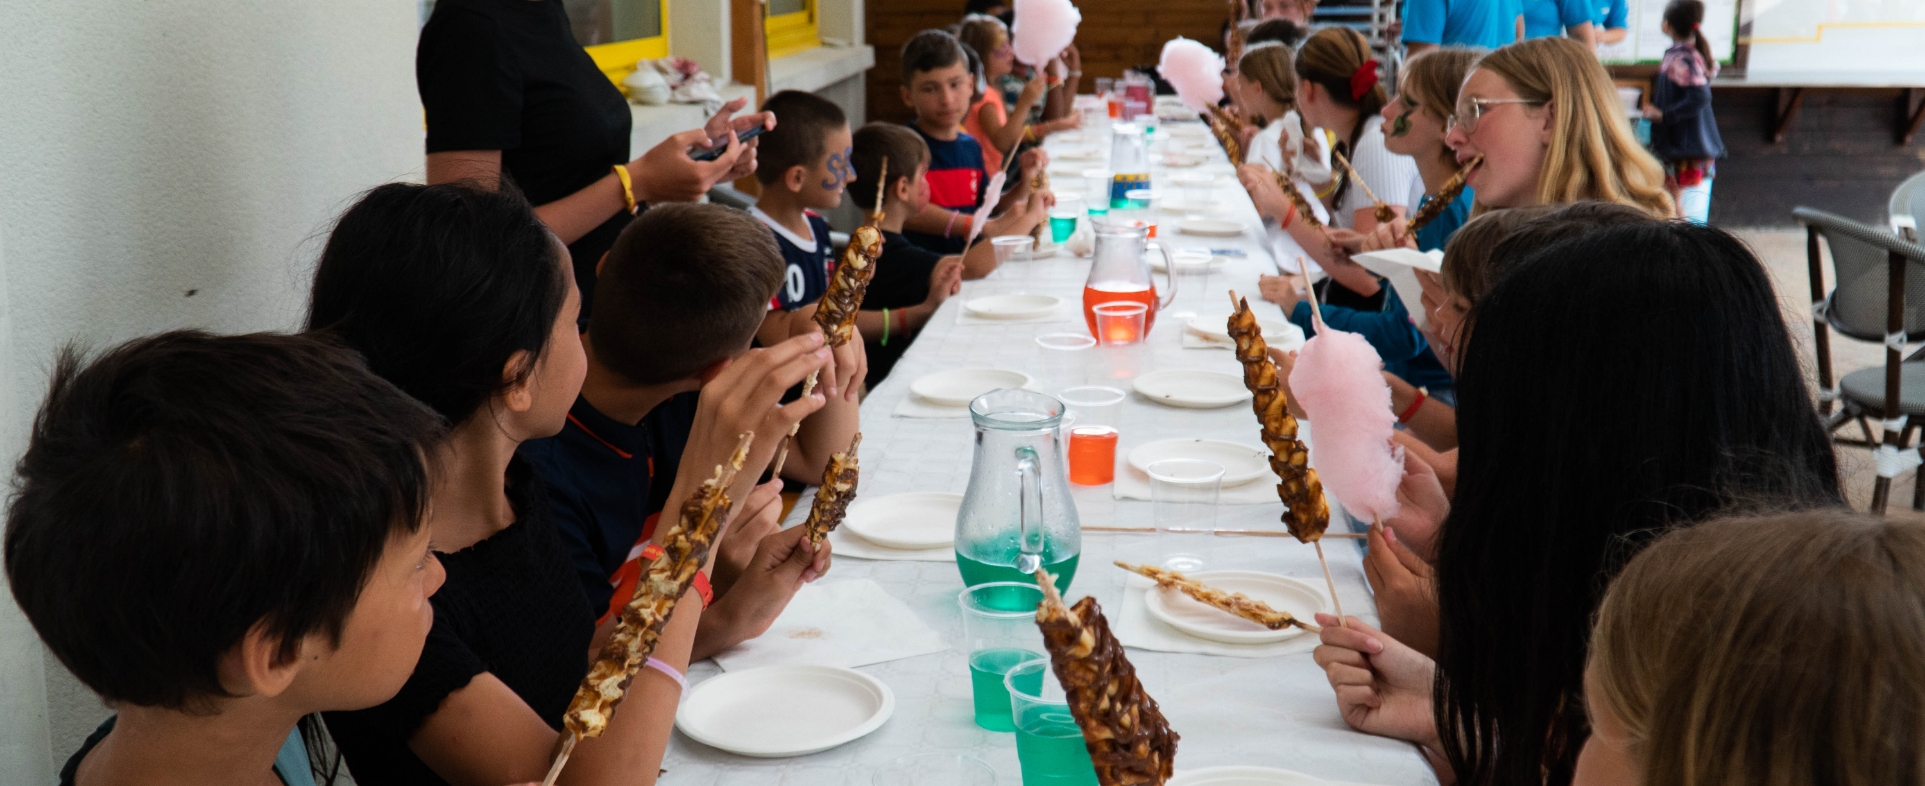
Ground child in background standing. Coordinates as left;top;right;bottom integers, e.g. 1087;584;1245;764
1643;0;1725;224
896;29;1049;255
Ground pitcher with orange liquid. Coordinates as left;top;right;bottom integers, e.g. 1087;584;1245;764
1082;221;1177;339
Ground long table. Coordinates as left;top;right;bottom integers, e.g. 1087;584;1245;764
660;115;1438;786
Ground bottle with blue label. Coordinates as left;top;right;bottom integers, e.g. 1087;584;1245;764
1108;123;1151;210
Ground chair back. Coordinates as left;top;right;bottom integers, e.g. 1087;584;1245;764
1796;207;1925;342
1892;170;1925;242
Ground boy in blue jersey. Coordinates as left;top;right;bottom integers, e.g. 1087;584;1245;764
751;90;855;347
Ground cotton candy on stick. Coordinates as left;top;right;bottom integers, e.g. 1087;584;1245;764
1011;0;1081;66
1157;38;1225;113
1289;329;1404;526
962;171;1008;251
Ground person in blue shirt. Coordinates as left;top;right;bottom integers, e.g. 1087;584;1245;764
1521;0;1595;43
1593;0;1629;45
1403;0;1522;53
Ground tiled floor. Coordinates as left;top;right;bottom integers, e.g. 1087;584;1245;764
1735;228;1924;519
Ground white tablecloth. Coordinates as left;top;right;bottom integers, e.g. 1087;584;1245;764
659;116;1437;786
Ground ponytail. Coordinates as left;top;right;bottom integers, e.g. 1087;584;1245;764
1294;26;1387;212
1663;0;1714;72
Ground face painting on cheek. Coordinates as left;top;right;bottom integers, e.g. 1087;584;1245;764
1390;112;1411;137
821;149;851;191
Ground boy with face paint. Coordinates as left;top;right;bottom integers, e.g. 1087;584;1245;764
750;90;857;349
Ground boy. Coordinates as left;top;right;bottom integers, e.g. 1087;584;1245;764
750;89;854;348
519;203;842;661
897;29;1051;255
6;331;446;786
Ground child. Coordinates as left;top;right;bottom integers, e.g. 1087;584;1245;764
1643;0;1724;224
846;122;988;386
519;202;836;661
308;182;828;786
1582;511;1925;785
750;89;853;347
6;331;445;786
897;29;1049;255
1235;43;1331;192
957;15;1079;177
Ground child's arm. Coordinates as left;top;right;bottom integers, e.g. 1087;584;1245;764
1385;372;1456;452
787;354;861;483
852;256;965;338
903;203;974;241
977;192;1049;256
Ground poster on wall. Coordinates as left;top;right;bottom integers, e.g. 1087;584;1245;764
1596;0;1739;65
1741;0;1925;77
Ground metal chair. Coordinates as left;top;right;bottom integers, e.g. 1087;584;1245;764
1891;169;1925;242
1797;206;1925;513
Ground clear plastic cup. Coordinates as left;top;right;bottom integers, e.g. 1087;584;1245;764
1049;194;1085;243
873;753;1001;786
959;582;1049;732
1060;386;1125;486
1081;168;1112;208
1035;332;1096;394
992;235;1035;265
1091;302;1149;346
1006;660;1100;786
1149;458;1224;571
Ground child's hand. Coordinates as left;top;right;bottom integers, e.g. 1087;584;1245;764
823;334;867;403
711;479;783;595
689;332;830;484
1021;73;1049;105
694;524;831;659
1235;121;1260;151
1262;345;1309;420
1360;220;1417;253
925;258;965;308
1641;105;1662;121
1018;147;1049;179
1311;615;1441;748
1236;164;1288;221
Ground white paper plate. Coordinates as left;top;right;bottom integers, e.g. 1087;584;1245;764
1177;219;1244;237
1132;370;1252;409
1170;765;1383;786
676;665;895;757
1168;125;1211;138
841;492;961;551
1144;570;1326;645
1151;250;1223;273
1351;247;1445;274
964;293;1062;320
1050;132;1087;145
1054;147;1106;161
1161;199;1225;214
911;368;1033;407
1169;172;1217;185
1162;154;1206;168
1128;438;1270;487
1186;317;1304;351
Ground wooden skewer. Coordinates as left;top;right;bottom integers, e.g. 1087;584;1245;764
1082;525;1364;539
1298;260;1328;334
1330;149;1387;212
1314;539;1346;627
539;734;577;786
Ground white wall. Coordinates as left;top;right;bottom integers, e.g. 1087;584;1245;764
0;0;425;779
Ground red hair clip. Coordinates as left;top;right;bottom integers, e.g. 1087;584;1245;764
1350;59;1380;101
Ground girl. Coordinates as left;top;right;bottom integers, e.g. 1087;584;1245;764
1443;37;1673;217
1236;43;1333;191
1295;26;1420;230
1643;0;1725;224
309;182;829;786
957;15;1078;177
1313;220;1841;786
1376;47;1483;252
1579;511;1925;785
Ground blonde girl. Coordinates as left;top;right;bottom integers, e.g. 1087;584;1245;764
1444;37;1673;217
1579;510;1925;785
1235;43;1332;187
1374;47;1482;252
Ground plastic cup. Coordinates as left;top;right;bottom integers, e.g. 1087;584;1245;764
992;235;1035;265
1036;332;1096;393
959;582;1049;731
1091;302;1148;346
1081;168;1111;207
1007;660;1100;786
1149;458;1224;571
1124;99;1148;120
1060;386;1125;486
1050;195;1085;243
873;754;1000;786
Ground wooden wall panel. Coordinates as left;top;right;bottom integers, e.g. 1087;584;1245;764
1710;87;1925;227
866;0;1225;124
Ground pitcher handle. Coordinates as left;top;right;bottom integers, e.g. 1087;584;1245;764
1149;240;1178;310
1014;447;1044;574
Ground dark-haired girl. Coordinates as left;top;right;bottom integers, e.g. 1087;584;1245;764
1642;0;1725;224
309;182;829;786
1312;220;1841;786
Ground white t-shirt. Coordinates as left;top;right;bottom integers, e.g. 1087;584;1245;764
1250;111;1333;188
1331;116;1423;230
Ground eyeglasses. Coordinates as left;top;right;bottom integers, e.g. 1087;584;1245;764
1447;97;1546;135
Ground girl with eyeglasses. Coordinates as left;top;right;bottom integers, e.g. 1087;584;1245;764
1442;37;1673;218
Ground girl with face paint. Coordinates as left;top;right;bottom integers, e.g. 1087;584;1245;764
1363;47;1482;255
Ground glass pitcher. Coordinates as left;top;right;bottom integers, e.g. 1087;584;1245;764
1082;221;1176;337
954;389;1082;593
1108;124;1151;209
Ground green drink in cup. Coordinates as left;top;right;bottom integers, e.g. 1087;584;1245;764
958;582;1048;731
1006;659;1100;785
1049;194;1085;243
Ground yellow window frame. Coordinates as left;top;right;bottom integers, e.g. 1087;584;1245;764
583;0;671;92
765;0;820;60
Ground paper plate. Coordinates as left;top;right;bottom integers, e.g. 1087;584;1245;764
1177;219;1244;237
1169;172;1217;185
676;665;895;757
1169;766;1383;786
841;492;962;551
1054;147;1106;161
1168;125;1211;138
1162;154;1206;168
1050;132;1088;145
1132;370;1252;409
1186;317;1304;351
1144;570;1327;645
1128;438;1270;487
1151;250;1223;273
911;368;1033;407
964;293;1062;320
1161;199;1225;214
1351;247;1445;274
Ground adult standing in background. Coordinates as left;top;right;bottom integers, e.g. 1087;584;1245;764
1521;0;1595;44
417;0;772;320
1592;0;1628;45
1403;0;1522;53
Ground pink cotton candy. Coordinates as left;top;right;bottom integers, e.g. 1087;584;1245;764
1158;38;1226;113
1011;0;1081;66
1289;328;1404;523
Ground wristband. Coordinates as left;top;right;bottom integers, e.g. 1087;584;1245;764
880;308;891;346
642;657;689;694
1281;198;1296;229
691;570;714;609
1397;389;1427;423
612;165;638;214
944;211;960;238
640;543;664;561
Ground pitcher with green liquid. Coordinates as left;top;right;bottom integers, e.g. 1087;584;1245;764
955;389;1082;593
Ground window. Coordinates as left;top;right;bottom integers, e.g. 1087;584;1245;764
765;0;820;59
566;0;670;87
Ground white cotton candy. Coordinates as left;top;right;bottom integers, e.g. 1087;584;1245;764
1157;38;1226;114
1011;0;1082;66
1289;327;1404;523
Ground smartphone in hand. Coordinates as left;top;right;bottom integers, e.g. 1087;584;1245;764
689;125;768;162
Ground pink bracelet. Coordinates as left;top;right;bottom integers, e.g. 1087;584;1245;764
643;657;689;694
944;211;960;237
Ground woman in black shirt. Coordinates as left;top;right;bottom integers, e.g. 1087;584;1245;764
417;0;769;315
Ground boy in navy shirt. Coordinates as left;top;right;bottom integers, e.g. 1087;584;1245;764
895;29;1050;255
750;90;853;347
519;203;845;660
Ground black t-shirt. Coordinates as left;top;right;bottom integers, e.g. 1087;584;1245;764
860;230;945;387
323;459;595;786
416;0;634;316
517;392;700;619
